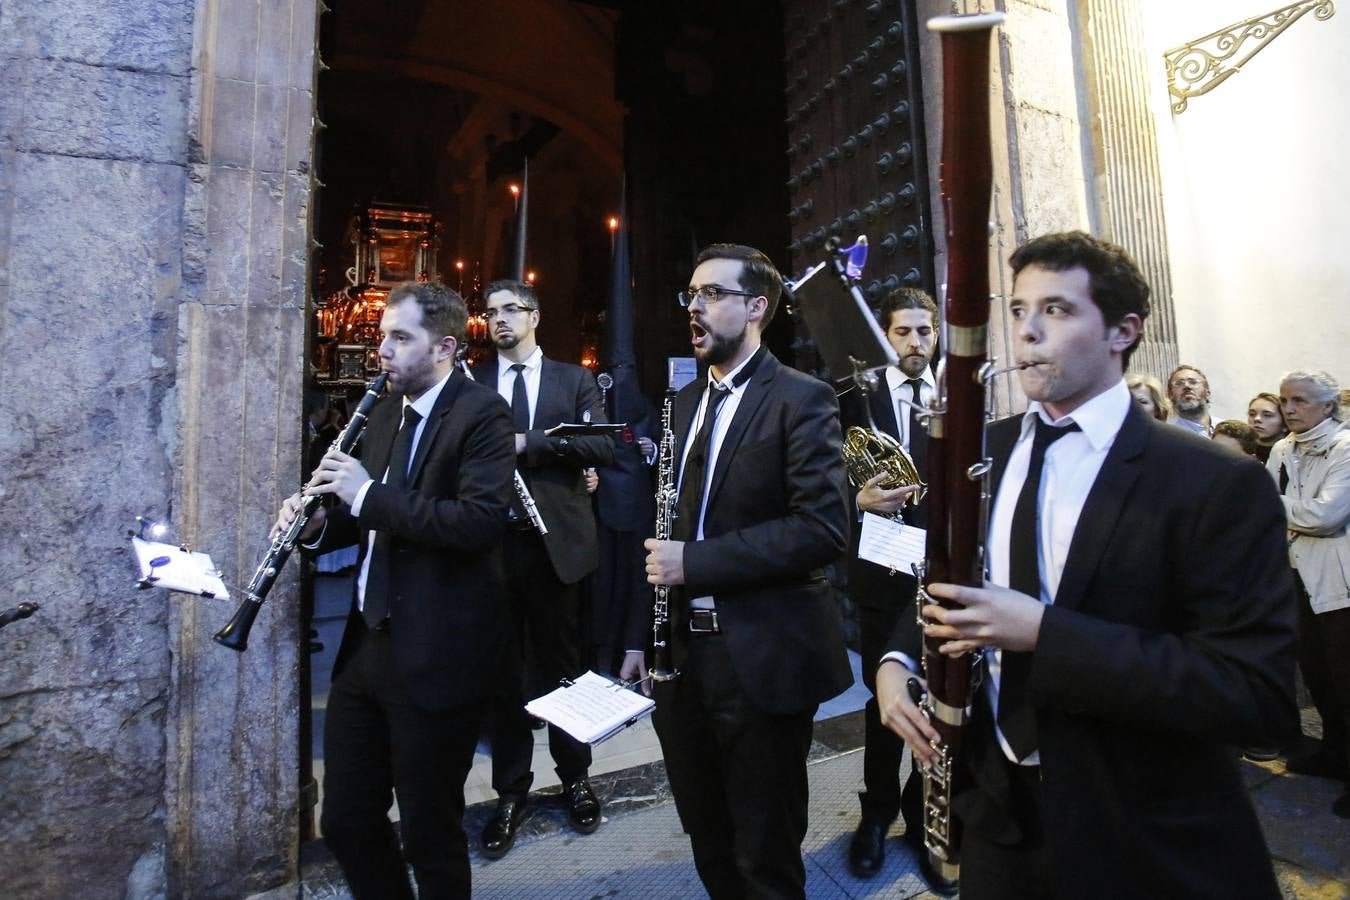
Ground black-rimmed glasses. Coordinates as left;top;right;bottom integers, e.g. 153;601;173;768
485;303;537;319
677;285;758;308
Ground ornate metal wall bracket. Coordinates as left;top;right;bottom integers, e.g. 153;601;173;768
1164;0;1335;114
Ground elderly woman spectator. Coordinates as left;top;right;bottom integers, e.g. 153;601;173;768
1267;369;1350;819
1127;373;1171;423
1248;392;1289;463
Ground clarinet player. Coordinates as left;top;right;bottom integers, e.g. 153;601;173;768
474;279;615;858
877;233;1297;898
275;281;515;899
644;243;852;899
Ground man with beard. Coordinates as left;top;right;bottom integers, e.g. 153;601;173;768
644;243;852;898
1267;370;1350;818
876;232;1296;898
1167;364;1214;437
276;281;515;899
840;288;936;878
474;279;614;859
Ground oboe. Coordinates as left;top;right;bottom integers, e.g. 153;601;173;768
915;12;1004;894
214;373;389;652
648;390;679;682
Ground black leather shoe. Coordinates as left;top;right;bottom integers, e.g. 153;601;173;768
480;797;527;860
848;818;888;878
564;778;601;834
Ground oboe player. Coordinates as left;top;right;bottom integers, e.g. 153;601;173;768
644;243;852;899
474;279;614;859
275;281;515;900
877;233;1297;898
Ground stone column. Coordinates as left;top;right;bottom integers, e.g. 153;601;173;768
0;1;194;897
1076;0;1179;377
165;0;321;895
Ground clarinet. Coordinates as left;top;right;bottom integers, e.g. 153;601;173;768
915;12;1004;892
214;373;389;652
460;359;547;534
648;390;679;682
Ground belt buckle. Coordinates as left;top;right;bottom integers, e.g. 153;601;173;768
688;608;719;633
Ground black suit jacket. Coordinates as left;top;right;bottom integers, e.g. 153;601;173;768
673;350;854;715
474;356;614;584
907;404;1298;896
318;370;516;710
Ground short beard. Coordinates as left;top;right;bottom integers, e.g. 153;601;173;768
697;324;748;369
493;332;521;351
1174;396;1207;416
898;353;929;379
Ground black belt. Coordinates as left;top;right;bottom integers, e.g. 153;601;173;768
688;608;720;633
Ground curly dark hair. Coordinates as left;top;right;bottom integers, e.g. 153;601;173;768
1009;231;1151;368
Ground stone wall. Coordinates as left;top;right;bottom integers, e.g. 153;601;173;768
0;0;316;896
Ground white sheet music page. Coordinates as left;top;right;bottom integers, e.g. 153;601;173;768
131;537;231;599
525;670;655;745
857;513;926;575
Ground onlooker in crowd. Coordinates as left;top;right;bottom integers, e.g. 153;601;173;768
1248;392;1289;464
1126;373;1170;422
1168;364;1214;437
1213;420;1260;458
1267;369;1350;818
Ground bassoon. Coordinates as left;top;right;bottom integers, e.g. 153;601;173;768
214;373;388;651
916;11;1005;893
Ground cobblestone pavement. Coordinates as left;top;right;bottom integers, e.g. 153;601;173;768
267;727;1350;900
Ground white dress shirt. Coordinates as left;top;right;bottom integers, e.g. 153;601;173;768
885;364;936;452
985;378;1131;763
495;345;544;430
347;369;451;612
677;350;759;610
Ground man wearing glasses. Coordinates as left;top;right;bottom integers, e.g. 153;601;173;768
474;279;614;859
644;243;852;898
1167;364;1214;437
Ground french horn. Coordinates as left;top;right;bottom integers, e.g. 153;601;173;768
842;425;926;508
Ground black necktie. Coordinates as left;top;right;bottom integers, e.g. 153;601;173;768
998;416;1080;759
510;363;530;433
673;385;731;542
905;380;927;527
363;405;423;627
672;349;765;542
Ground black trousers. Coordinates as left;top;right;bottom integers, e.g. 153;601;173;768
489;528;592;797
653;632;816;900
859;603;924;833
1296;572;1350;776
321;623;483;900
959;756;1051;900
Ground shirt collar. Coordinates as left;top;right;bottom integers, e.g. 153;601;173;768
507;346;544;373
886;364;936;393
1021;378;1130;451
709;345;762;395
403;369;451;419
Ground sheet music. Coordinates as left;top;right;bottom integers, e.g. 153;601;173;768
525;670;655;745
131;538;231;599
858;513;926;575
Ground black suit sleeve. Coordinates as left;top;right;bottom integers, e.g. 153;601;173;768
1030;460;1299;746
683;379;850;593
523;369;615;469
353;397;515;553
